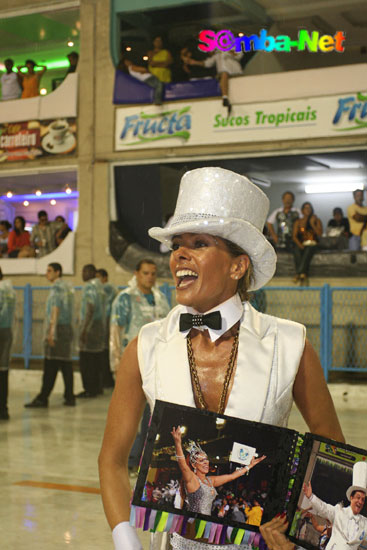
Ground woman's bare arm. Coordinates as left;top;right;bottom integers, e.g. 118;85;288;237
210;455;266;487
293;339;345;442
292;219;303;249
98;337;146;529
171;427;197;491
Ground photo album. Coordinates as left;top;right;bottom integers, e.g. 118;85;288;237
130;400;367;549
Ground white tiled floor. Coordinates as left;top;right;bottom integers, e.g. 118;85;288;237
1;370;367;549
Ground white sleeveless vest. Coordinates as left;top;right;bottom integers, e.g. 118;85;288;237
138;301;306;428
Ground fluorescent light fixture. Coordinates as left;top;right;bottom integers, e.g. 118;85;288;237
248;174;272;188
305;182;365;194
1;191;79;202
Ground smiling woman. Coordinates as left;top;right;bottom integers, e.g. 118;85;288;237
98;167;344;550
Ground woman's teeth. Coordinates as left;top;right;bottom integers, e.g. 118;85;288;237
176;269;198;288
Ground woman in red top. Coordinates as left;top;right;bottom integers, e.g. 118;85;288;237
7;216;35;258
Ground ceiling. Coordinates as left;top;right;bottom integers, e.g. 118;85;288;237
0;170;77;196
118;0;367;71
0;8;80;69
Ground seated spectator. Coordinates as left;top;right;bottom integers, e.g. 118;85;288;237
119;55;163;105
1;58;22;101
147;36;173;83
292;202;322;285
175;47;211;81
347;189;367;251
54;215;71;246
17;59;47;98
267;191;301;251
30;210;62;257
7;216;34;258
0;220;11;257
66;51;79;75
326;207;350;237
185;50;243;115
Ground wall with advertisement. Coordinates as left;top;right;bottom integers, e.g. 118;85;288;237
115;92;367;152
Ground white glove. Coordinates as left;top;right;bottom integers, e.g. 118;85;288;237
112;522;143;550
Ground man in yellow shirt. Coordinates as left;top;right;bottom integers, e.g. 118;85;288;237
347;189;367;251
245;497;263;526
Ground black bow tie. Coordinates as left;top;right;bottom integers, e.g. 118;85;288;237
179;311;222;332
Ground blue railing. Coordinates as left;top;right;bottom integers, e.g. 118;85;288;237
10;283;367;381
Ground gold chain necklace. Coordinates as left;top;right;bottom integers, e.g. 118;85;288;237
186;326;240;415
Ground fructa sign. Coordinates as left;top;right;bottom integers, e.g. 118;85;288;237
118;107;191;146
115;94;367;151
332;92;367;130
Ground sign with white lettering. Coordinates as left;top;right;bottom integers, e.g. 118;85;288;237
0;117;77;162
115;93;367;151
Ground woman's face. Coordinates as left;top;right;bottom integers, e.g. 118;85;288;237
302;203;313;217
153;36;163;49
169;233;247;313
14;218;23;231
194;453;209;474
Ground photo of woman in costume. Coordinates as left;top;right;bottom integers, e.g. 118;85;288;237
171;425;266;516
98;166;345;550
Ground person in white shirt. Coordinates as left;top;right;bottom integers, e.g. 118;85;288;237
302;463;367;550
118;55;164;105
267;191;301;251
98;166;344;550
1;58;22;101
184;51;243;115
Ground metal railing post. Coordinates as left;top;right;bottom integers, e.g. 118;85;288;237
22;284;32;369
320;284;330;381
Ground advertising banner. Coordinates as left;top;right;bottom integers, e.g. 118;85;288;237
115;92;367;151
0;117;77;162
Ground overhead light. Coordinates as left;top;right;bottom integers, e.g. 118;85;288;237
305;182;365;194
40;88;47;96
126;46;132;52
65;186;72;194
142;55;148;61
248;174;272;188
238;32;244;37
67;41;74;47
180;426;187;436
35;190;42;196
72;29;78;36
50;199;57;205
23;200;29;206
6;191;13;198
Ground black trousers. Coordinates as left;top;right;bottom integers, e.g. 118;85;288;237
293;245;317;276
0;370;9;413
102;348;115;388
39;358;74;402
79;351;104;395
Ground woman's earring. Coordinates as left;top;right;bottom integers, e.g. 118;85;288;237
194;467;197;473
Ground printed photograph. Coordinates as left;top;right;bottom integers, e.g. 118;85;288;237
289;439;367;550
132;400;296;530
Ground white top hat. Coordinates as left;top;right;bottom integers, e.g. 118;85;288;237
346;461;367;501
148;167;276;291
